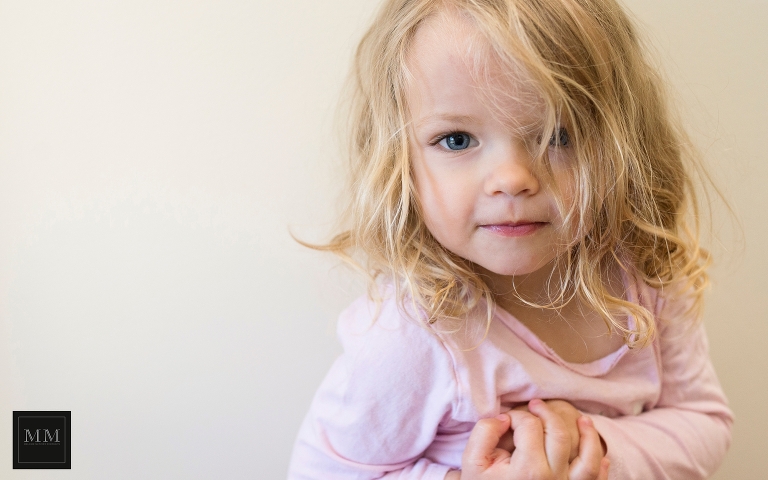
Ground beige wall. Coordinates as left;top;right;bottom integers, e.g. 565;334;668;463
0;0;764;478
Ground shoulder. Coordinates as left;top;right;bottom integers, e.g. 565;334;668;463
625;272;702;349
335;289;456;375
310;290;459;464
625;271;697;323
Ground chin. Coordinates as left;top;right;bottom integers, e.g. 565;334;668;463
476;257;558;279
476;263;540;279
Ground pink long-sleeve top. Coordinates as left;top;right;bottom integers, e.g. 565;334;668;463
289;277;733;479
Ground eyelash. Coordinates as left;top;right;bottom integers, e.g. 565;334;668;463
429;130;477;153
430;131;473;149
547;127;571;147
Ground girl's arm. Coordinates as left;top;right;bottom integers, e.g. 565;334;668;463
288;295;458;480
587;296;733;479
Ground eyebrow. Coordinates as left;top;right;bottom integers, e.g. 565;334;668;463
414;112;547;135
414;113;481;125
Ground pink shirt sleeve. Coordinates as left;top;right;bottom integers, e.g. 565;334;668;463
589;294;733;479
288;296;457;480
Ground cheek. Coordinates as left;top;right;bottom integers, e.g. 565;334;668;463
412;164;474;241
552;169;593;243
545;167;578;235
415;177;456;236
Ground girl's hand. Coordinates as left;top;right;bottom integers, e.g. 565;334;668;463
501;399;584;462
453;400;609;480
459;408;552;479
568;414;611;480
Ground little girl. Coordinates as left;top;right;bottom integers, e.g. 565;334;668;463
289;0;733;478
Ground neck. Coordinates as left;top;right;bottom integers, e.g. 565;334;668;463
477;259;572;314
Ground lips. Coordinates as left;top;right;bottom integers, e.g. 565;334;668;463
479;222;547;237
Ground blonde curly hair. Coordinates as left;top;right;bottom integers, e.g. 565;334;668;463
311;0;711;348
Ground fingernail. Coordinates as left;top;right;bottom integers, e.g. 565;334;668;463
580;415;593;427
495;414;508;421
529;398;543;407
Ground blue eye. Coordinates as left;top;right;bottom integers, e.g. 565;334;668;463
549;127;570;147
440;133;473;151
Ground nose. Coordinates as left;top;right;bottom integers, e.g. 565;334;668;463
483;142;540;197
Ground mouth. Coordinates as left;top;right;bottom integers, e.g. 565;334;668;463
479;221;547;237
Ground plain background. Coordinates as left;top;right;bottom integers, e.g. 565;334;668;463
0;0;764;478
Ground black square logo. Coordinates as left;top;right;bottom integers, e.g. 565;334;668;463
13;411;71;469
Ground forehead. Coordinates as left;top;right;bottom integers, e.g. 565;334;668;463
405;9;544;127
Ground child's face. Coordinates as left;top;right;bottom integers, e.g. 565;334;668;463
407;11;575;282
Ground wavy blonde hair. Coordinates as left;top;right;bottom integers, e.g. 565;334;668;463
312;0;711;348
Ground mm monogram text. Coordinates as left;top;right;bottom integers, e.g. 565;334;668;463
24;429;60;443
